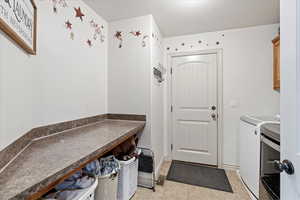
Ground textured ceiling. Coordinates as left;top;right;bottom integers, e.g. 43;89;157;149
83;0;280;37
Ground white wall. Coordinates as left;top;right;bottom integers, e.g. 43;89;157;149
108;15;152;147
0;0;108;150
164;24;280;167
150;17;165;172
108;15;165;172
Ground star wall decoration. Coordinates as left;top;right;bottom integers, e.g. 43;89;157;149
53;6;57;13
90;20;105;43
130;31;141;37
115;31;123;48
74;7;85;21
51;0;67;14
115;31;122;39
142;35;149;47
87;39;92;47
65;20;72;30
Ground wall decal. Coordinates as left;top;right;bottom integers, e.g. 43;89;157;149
164;34;225;52
115;31;123;48
74;7;85;21
90;20;105;42
65;20;72;30
51;0;67;13
87;39;92;47
142;35;149;47
130;31;142;37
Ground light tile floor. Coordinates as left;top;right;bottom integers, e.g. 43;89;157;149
132;161;251;200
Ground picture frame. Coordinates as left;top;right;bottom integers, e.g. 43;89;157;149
0;0;37;55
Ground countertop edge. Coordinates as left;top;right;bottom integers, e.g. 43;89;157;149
11;121;145;200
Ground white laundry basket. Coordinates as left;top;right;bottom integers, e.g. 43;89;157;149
117;156;139;200
95;171;119;200
77;178;98;200
43;178;98;200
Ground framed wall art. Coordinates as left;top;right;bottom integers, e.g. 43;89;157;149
0;0;37;54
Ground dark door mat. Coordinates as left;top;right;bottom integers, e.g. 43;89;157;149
166;161;233;193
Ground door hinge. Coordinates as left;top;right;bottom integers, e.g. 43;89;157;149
171;105;173;112
171;144;173;151
170;67;173;75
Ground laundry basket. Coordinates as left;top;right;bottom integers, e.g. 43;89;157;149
94;156;121;200
77;178;98;200
96;172;119;200
43;177;98;200
117;156;139;200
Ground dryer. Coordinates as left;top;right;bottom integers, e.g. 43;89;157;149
239;115;279;200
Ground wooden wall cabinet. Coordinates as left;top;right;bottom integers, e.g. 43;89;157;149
272;36;280;90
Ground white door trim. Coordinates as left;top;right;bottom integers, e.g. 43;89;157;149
166;49;224;168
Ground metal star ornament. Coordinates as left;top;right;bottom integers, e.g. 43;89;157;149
65;20;72;30
53;6;57;13
130;31;141;37
74;7;85;21
87;39;92;47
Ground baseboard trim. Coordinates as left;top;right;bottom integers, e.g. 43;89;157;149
222;164;240;171
155;156;165;180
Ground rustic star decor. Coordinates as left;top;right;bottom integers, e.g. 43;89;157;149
130;31;141;37
74;7;85;21
87;39;92;47
53;6;57;13
115;31;122;39
142;35;149;47
65;20;72;29
114;31;123;48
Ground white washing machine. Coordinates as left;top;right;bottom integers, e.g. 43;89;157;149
239;115;279;200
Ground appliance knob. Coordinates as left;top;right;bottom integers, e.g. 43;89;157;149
274;160;295;175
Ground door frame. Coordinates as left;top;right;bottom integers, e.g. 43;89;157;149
166;49;224;168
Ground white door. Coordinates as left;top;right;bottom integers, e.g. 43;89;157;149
281;0;300;199
171;53;218;165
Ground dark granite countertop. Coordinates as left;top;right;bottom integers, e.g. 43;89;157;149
0;119;145;200
261;123;280;143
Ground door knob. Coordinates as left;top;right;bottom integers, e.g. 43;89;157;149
274;160;295;175
211;106;217;111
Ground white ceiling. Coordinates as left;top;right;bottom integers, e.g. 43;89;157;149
83;0;280;37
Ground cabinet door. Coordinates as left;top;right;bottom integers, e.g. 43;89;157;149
273;36;280;90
